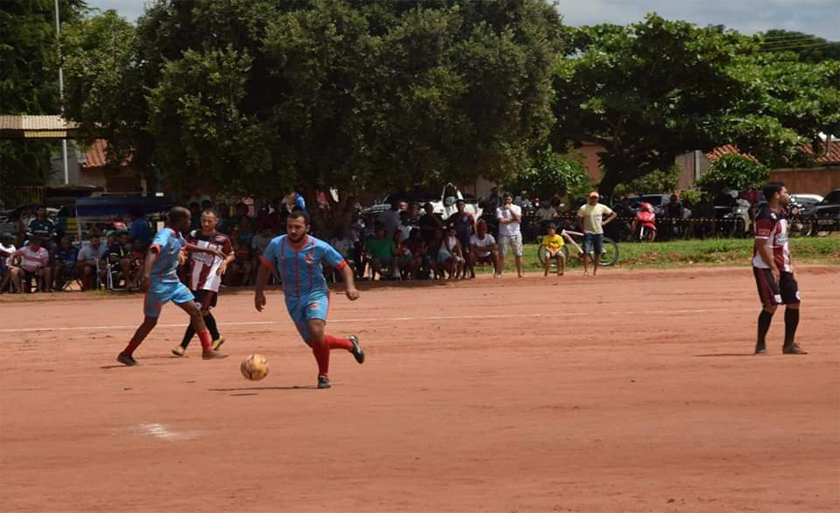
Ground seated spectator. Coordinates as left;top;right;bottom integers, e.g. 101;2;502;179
540;223;572;277
54;236;80;290
128;240;145;289
226;226;253;286
418;202;443;245
251;225;274;278
364;226;397;280
443;225;466;279
448;199;475;278
108;231;133;288
9;237;52;292
536;202;557;222
469;220;502;277
397;211;413;241
330;226;357;275
76;234;108;290
404;229;427;279
0;233;19;293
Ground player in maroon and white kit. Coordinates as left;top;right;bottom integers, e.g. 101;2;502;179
172;209;235;356
752;182;806;355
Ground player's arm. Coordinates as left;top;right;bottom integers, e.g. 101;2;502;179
184;242;225;259
339;262;360;301
254;264;270;312
754;218;779;281
140;247;160;292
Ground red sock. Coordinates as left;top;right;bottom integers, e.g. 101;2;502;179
311;340;330;377
197;329;213;352
123;339;141;355
324;334;353;351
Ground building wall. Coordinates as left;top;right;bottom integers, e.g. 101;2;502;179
768;167;840;196
576;142;603;181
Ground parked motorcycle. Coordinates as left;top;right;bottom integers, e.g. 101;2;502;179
787;200;813;237
632;202;657;242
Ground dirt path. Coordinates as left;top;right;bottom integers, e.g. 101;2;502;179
1;266;838;512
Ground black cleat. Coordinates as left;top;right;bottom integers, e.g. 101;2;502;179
349;334;365;364
317;375;331;389
117;352;138;366
754;343;766;355
782;343;808;355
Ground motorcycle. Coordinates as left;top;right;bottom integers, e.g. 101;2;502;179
787;200;813;237
632;202;657;242
721;198;752;238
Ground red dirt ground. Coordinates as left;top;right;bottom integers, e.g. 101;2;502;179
1;266;838;513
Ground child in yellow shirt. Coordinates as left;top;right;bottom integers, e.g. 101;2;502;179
541;223;578;276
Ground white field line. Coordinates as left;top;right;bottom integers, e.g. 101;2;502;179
0;306;832;334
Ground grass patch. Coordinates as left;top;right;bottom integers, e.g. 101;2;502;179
486;234;840;273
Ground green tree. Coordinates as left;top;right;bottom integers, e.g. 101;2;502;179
757;30;840;63
613;164;680;197
0;0;86;189
505;146;591;200
696;153;769;196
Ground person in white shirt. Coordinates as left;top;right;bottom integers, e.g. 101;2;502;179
468;220;501;277
536;202;557;222
0;234;19;292
577;192;617;276
76;234;109;290
496;192;523;277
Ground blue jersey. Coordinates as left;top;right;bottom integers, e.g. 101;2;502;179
261;235;345;302
149;227;186;285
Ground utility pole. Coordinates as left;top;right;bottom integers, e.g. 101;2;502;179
55;0;69;184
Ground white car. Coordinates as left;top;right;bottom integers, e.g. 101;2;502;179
361;183;482;220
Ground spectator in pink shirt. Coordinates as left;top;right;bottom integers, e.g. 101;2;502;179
9;237;52;292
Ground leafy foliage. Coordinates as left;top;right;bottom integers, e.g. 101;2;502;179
696;154;769;195
613;164;680;197
505;146;592;200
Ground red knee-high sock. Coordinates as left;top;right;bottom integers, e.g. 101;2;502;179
312;340;330;377
324;334;353;351
197;329;213;352
123;339;142;355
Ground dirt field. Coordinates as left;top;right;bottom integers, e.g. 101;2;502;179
1;266;838;513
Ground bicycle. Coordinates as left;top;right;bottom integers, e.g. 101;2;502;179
537;229;620;267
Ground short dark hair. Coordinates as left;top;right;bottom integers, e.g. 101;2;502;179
762;181;785;200
503;192;513;199
168;206;191;225
288;210;310;226
201;209;217;218
547;223;557;230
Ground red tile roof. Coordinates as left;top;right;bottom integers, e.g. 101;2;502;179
82;139;108;168
707;140;840;165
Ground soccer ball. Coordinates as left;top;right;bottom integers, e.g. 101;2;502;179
240;354;269;381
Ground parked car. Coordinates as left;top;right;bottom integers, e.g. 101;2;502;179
808;189;840;234
790;193;824;217
360;183;482;220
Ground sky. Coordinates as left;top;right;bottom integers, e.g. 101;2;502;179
85;0;839;41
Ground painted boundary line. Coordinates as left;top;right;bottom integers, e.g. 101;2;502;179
0;306;832;334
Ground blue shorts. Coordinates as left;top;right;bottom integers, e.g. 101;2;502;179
583;233;603;255
286;292;330;341
144;282;195;318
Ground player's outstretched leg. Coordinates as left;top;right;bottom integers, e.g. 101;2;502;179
173;324;195;356
177;301;227;360
204;312;225;351
118;316;158;365
782;304;806;354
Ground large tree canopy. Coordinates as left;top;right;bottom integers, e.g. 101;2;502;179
0;0;86;190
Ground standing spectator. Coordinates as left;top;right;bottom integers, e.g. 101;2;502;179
555;187;573;216
406;203;421;226
28;206;56;238
251;225;274;276
330;225;357;276
469;220;501;277
403;229;426;279
664;194;685;240
482;187;504;215
397;211;413;241
496;192;524;278
418;202;443;245
9;237;52;292
695;194;716;239
76;234;108;290
54;236;80;290
0;233;19;293
577;192;617;276
536;201;557;222
223;203;252;234
227;225;254;287
188;202;202;230
448;199;476;278
129;210;153;247
378;200;402;240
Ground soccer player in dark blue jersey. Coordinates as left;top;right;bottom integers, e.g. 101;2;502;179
254;211;364;389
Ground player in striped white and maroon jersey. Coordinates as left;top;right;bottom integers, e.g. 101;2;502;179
172;209;235;356
752;182;806;355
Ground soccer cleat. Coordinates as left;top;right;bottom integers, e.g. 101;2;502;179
317;375;332;389
754;342;766;355
117;352;138;366
349;334;365;364
171;345;186;357
202;350;229;360
212;337;226;351
782;343;808;355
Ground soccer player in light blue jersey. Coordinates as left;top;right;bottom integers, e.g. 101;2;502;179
117;206;228;366
254;211;365;389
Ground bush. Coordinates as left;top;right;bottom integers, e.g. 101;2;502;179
697;154;769;195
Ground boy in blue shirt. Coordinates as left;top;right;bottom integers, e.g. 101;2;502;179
117;207;228;366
